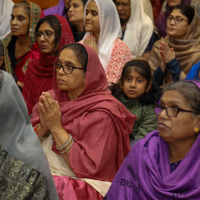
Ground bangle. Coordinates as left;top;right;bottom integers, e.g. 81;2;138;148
33;124;40;135
59;139;74;154
39;130;51;142
56;134;72;150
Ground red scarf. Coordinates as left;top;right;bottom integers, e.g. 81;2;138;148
31;44;136;182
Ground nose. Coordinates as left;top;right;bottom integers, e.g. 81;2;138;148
11;18;17;25
57;66;65;75
39;34;46;41
68;6;72;12
85;12;91;20
170;19;176;25
130;80;136;87
158;108;168;119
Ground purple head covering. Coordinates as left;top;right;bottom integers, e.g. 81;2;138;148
43;0;68;19
105;80;200;200
155;0;191;37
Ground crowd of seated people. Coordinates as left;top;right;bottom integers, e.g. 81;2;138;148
1;0;200;199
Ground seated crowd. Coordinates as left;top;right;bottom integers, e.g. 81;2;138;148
0;0;200;199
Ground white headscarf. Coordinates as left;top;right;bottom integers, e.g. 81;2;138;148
0;0;14;39
83;0;122;71
123;0;154;58
142;0;154;22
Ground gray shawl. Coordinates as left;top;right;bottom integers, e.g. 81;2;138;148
0;70;59;199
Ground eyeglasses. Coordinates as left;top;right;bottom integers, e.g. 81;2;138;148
155;104;194;117
53;63;84;74
35;30;55;40
167;16;188;24
115;2;130;9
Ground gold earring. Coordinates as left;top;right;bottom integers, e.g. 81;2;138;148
194;128;199;133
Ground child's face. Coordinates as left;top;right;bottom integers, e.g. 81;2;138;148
121;68;148;99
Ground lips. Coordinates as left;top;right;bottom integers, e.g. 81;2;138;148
128;90;136;94
11;28;18;32
40;45;47;49
158;122;169;129
68;14;74;18
57;79;66;83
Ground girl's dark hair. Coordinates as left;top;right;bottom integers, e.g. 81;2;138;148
109;59;152;101
13;1;30;18
69;0;88;6
163;81;200;115
35;15;61;51
171;4;195;24
59;43;88;73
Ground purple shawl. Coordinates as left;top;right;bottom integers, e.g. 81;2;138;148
155;0;191;37
105;81;200;199
43;0;68;19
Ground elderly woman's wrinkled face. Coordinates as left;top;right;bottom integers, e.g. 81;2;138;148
167;9;189;39
65;0;70;9
158;90;199;144
56;48;86;99
85;1;100;34
168;0;182;7
115;0;131;21
10;6;29;37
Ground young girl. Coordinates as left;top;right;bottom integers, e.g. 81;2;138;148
109;59;162;142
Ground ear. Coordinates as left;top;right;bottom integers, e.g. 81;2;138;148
194;115;200;130
119;79;122;90
146;81;152;93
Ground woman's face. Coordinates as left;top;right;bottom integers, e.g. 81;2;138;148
168;0;182;7
68;0;84;25
37;21;59;57
158;90;199;144
167;9;189;39
85;1;100;34
65;0;70;9
56;47;85;98
115;0;131;21
10;6;29;37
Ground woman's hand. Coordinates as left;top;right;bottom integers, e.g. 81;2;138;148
83;34;98;54
38;92;62;133
160;41;175;64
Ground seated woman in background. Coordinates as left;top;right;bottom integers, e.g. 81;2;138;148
0;0;14;39
83;0;132;84
0;70;58;199
44;0;69;19
105;80;200;199
155;0;200;37
22;15;74;116
31;43;136;200
109;59;162;143
115;0;159;60
0;1;42;90
149;4;200;87
68;0;88;42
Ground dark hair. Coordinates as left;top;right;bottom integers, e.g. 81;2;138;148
109;59;152;101
163;81;200;115
13;1;30;18
69;0;88;6
59;43;88;73
35;15;61;51
171;4;195;24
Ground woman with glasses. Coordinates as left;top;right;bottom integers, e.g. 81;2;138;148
114;0;158;60
31;43;136;200
105;80;200;199
22;15;74;115
155;0;200;38
82;0;133;84
149;4;200;87
0;1;42;90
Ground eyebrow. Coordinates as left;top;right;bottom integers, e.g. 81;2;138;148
160;100;181;105
11;14;26;18
57;59;75;65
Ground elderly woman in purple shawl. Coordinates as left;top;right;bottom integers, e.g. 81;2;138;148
105;80;200;199
155;0;200;37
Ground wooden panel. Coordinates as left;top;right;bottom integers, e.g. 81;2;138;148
13;0;59;10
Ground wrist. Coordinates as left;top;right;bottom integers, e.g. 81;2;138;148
50;125;64;135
